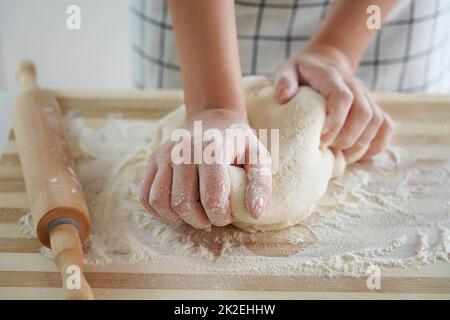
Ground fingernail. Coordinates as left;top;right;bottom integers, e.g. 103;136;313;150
251;197;264;219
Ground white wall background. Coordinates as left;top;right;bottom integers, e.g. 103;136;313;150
0;0;132;90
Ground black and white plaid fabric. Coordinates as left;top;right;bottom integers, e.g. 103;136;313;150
131;0;450;93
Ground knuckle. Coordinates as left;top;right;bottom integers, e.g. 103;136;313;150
323;119;342;140
337;87;354;104
171;197;195;214
338;137;355;150
372;110;384;127
357;131;373;145
333;130;357;149
202;199;229;226
353;77;365;88
352;76;361;85
344;145;368;164
325;118;342;132
353;141;369;153
202;197;223;213
359;105;373;120
323;64;339;78
324;74;339;88
149;194;166;210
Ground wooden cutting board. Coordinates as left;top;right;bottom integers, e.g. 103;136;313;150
0;90;449;300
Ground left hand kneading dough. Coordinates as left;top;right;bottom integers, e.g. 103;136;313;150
148;76;346;232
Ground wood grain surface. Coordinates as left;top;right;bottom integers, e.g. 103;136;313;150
0;90;449;300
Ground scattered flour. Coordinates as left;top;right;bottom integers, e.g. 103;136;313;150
19;113;450;277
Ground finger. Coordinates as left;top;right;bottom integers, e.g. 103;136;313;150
244;140;272;219
332;80;374;150
274;61;299;104
343;93;384;163
361;113;396;160
198;164;232;227
138;160;159;218
171;164;211;229
297;63;353;146
149;163;183;225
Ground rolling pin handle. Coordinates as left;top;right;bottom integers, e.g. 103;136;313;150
49;221;94;300
16;60;37;91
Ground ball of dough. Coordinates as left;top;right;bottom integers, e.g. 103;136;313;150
149;76;345;232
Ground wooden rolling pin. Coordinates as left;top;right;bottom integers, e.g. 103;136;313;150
12;61;94;300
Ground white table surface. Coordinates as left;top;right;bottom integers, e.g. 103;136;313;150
0;91;16;155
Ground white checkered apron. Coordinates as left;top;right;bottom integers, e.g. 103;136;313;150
131;0;450;93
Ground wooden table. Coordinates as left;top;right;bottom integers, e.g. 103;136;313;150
0;90;449;300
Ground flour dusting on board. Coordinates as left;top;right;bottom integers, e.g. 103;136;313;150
20;114;450;277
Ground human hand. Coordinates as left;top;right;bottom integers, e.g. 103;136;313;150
138;108;272;229
274;45;395;163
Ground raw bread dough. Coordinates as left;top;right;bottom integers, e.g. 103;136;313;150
150;76;345;232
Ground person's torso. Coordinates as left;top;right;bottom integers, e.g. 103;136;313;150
131;0;450;93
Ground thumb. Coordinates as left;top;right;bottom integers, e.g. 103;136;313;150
274;60;299;104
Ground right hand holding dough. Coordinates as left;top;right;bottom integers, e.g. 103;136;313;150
274;45;395;163
138;108;272;229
